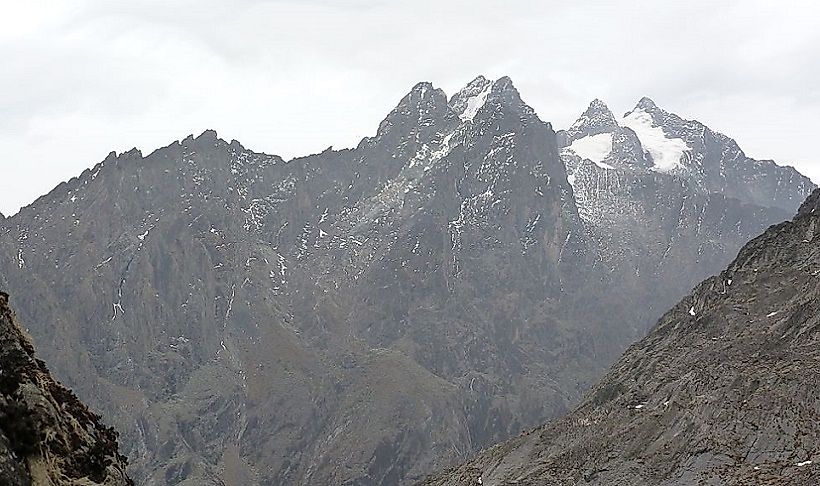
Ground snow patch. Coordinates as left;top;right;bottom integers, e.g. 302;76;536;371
563;133;613;167
796;460;812;467
688;306;696;316
459;83;493;122
620;108;690;172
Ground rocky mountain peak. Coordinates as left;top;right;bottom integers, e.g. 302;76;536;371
634;95;660;112
564;98;619;140
459;75;491;92
195;128;220;142
374;81;452;142
486;76;535;118
449;75;494;122
180;129;226;149
491;75;517;94
448;75;536;125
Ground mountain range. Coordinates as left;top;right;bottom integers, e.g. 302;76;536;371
0;75;813;485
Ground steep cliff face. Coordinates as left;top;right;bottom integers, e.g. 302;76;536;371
0;292;132;486
423;189;820;486
0;77;813;485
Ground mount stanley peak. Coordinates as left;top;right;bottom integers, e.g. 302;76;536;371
0;76;813;485
558;96;813;330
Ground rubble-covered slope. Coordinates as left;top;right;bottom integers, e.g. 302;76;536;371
0;292;132;486
423;189;820;486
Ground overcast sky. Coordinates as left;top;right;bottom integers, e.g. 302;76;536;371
2;0;818;216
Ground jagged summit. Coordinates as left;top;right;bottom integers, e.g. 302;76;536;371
564;98;618;139
491;75;518;93
407;81;441;99
634;95;659;112
195;128;219;141
559;91;814;212
449;75;494;121
458;74;491;91
374;80;451;140
448;75;533;123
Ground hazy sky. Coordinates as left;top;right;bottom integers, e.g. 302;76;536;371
2;0;819;216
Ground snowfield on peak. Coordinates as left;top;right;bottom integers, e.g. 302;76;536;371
563;133;614;168
458;82;493;122
620;108;690;172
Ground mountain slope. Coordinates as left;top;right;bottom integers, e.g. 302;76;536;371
0;292;132;485
423;189;820;485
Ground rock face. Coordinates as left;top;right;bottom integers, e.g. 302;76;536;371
0;292;132;486
0;77;813;485
422;189;820;486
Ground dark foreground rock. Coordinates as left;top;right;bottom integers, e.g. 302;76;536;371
423;190;820;485
0;292;132;486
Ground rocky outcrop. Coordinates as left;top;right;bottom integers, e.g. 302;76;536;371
797;188;820;217
0;292;132;486
422;190;820;485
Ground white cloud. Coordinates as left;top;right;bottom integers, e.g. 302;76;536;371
1;0;819;215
